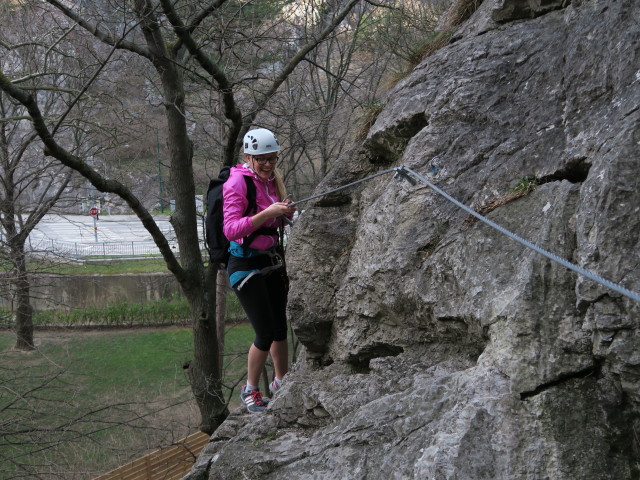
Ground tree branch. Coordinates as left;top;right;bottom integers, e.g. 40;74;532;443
11;72;76;86
159;0;243;166
171;0;229;56
0;71;186;282
44;0;154;60
243;0;363;145
51;36;124;135
19;168;73;244
0;116;33;124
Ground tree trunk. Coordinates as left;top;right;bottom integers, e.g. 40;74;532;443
185;263;228;434
126;0;228;432
13;251;34;351
215;269;228;378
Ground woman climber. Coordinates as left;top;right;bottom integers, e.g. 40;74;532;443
222;127;296;413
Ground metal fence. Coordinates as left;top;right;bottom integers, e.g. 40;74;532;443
25;237;206;260
6;217;289;261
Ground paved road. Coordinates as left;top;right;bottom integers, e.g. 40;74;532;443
31;214;177;243
23;214;205;259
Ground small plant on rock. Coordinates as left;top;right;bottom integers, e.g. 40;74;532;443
465;176;539;225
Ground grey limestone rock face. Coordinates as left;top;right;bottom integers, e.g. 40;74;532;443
185;0;640;478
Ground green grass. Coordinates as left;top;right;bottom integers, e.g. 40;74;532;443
1;291;246;329
65;328;193;393
28;295;191;328
0;324;255;479
509;176;539;194
28;258;171;275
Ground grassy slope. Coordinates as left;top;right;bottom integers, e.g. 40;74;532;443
0;259;254;477
28;258;173;275
0;324;253;479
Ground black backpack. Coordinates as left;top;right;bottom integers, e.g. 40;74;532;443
205;167;254;267
205;166;277;268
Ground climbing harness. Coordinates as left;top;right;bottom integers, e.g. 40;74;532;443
290;165;640;303
235;249;284;291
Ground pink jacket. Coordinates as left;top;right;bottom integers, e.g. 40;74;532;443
222;164;283;250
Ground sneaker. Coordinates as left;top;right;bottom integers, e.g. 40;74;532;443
240;385;268;413
269;379;281;396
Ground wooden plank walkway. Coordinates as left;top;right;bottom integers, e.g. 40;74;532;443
93;431;210;480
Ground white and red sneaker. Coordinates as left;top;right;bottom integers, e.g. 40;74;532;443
240;385;268;413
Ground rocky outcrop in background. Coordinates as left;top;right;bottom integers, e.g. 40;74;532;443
185;0;640;478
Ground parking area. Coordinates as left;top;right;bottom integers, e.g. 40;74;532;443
27;214;204;259
32;214;174;242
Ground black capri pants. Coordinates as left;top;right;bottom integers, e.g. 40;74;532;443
230;256;288;352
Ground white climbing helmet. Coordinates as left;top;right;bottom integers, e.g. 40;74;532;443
243;128;280;155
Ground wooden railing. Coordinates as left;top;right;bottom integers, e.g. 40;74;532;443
93;431;210;480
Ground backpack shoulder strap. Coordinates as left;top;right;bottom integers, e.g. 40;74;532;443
240;175;280;254
243;175;257;215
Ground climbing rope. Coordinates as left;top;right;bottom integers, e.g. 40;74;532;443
289;167;399;207
291;165;640;303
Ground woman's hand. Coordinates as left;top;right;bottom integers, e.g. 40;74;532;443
251;201;297;228
264;201;296;219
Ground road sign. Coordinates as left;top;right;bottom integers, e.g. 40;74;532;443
89;207;99;216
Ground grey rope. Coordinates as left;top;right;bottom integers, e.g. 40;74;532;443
292;165;640;303
398;166;640;303
288;168;399;207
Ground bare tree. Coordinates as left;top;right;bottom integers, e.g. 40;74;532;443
244;0;443;199
0;2;86;350
0;0;364;433
0;102;73;351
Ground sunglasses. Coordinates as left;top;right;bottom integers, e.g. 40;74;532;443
252;155;278;165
